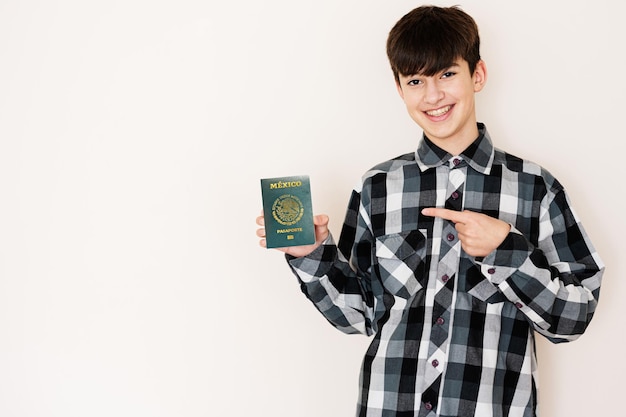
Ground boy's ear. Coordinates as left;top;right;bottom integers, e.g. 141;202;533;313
473;60;488;92
395;80;405;99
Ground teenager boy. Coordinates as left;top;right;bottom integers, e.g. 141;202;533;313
256;6;603;417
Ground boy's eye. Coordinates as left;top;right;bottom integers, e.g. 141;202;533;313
441;71;456;78
407;79;422;86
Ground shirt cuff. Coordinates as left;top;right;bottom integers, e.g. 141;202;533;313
477;226;532;285
286;234;336;282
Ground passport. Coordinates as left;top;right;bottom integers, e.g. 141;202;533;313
260;175;315;248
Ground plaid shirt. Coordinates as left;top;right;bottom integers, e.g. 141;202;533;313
287;124;604;417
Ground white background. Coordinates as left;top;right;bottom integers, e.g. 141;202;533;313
0;0;622;416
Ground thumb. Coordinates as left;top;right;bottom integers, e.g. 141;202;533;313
314;214;329;227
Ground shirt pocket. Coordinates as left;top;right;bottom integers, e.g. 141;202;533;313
374;229;428;299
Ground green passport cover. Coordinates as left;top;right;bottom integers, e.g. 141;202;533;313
260;175;315;248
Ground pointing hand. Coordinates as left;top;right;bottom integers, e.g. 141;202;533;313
421;208;510;257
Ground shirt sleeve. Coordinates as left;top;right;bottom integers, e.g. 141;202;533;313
286;189;376;336
478;188;604;343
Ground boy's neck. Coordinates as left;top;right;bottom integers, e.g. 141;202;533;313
427;125;480;157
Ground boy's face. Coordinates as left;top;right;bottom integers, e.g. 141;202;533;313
396;58;487;154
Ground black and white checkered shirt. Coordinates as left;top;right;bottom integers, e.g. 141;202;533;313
287;123;604;417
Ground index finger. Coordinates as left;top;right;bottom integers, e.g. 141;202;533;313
421;207;466;223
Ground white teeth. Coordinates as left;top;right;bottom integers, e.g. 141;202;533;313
426;105;451;117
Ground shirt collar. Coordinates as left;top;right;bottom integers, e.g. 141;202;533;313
415;123;495;175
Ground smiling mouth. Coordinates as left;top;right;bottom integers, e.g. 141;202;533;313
426;105;452;117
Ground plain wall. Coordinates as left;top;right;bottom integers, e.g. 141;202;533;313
0;0;622;416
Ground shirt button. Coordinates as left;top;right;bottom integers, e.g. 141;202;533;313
446;233;455;241
441;274;449;283
451;191;459;199
488;268;496;274
453;158;461;166
515;302;524;309
424;402;433;411
432;359;439;368
436;317;445;325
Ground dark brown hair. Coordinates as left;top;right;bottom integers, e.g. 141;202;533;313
386;5;481;83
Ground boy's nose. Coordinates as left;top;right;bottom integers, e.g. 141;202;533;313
423;82;444;104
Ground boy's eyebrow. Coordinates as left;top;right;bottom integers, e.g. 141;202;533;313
441;63;461;71
407;64;461;78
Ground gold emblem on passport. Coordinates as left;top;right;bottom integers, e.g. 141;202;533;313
272;194;304;226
